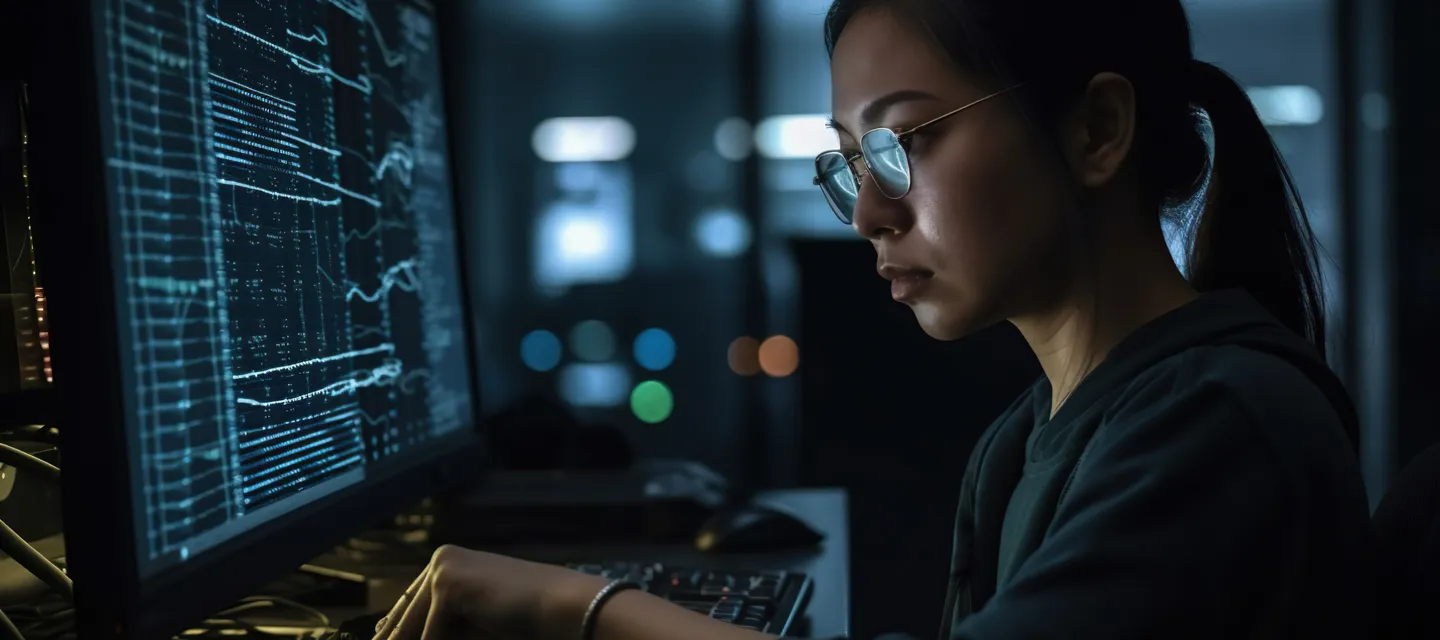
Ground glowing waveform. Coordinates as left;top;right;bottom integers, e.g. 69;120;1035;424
235;360;404;407
283;132;343;156
243;408;361;449
343;218;406;243
291;58;373;95
328;0;407;67
353;326;388;339
358;409;391;426
294;171;382;207
206;14;322;71
218;178;342;206
346;259;418;302
285;26;328;45
206;14;373;95
399;368;432;394
209;73;297;111
375;143;414;185
241;405;356;437
233;343;395;380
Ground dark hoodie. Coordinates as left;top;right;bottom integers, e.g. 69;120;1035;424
936;289;1375;638
827;290;1376;639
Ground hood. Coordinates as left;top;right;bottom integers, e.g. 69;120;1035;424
1058;289;1361;453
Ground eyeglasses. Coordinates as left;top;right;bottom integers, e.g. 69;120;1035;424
813;85;1020;225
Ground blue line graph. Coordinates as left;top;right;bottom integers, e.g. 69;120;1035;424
328;0;407;68
218;178;342;206
346;258;418;302
236;360;403;407
232;343;394;380
97;0;474;573
286;26;328;45
283;132;343;157
205;13;323;69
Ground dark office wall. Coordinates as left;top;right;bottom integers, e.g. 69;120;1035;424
1390;1;1440;471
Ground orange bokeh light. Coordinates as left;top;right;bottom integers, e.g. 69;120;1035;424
758;335;799;378
727;337;761;376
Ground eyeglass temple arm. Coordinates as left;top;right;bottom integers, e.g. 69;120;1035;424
900;83;1025;136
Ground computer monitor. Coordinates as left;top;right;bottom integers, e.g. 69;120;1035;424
21;0;482;637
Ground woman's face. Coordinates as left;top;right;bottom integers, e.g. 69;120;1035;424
829;9;1076;340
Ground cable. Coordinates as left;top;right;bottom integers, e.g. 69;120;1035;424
230;595;330;626
0;444;58;483
0;608;23;640
0;426;57;446
0;520;69;602
7;596;71;640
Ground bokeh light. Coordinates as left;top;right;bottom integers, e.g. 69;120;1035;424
633;328;677;371
569;319;617;362
693;209;753;258
727;337;761;376
520;330;562;372
758;335;799;377
557;363;630;407
713;117;753;161
630;381;674;424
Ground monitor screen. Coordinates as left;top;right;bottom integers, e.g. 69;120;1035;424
90;0;474;578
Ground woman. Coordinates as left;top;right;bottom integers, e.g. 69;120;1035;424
379;0;1375;638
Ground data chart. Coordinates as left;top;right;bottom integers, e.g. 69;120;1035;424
94;0;472;572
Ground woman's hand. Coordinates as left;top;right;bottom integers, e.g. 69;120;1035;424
374;544;609;640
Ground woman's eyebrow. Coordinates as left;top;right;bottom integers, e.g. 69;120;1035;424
829;89;944;134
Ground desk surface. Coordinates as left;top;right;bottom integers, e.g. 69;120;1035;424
353;488;850;638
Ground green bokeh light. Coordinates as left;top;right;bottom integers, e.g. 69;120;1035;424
630;381;674;424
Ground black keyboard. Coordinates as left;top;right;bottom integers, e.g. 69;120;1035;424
566;561;811;635
321;562;811;639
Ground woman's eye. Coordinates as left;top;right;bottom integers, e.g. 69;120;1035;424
900;131;926;153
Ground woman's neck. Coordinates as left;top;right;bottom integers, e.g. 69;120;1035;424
1010;221;1198;419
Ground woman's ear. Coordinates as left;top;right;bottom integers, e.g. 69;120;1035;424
1059;72;1138;189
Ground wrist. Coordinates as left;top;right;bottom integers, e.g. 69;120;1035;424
538;570;610;640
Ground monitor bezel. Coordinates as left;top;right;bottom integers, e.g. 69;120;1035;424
24;1;487;638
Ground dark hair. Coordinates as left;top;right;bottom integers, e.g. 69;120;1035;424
824;0;1328;358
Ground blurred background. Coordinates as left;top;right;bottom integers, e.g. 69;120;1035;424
431;0;1422;637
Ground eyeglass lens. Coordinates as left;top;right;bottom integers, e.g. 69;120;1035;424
815;128;912;224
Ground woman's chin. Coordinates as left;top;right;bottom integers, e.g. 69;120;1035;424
910;303;966;341
910;300;992;342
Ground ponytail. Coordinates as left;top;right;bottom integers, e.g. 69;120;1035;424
1183;60;1328;358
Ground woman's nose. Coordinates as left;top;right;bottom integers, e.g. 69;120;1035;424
850;176;911;240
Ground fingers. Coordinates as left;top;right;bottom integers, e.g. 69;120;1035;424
384;577;434;640
374;565;432;640
417;584;453;640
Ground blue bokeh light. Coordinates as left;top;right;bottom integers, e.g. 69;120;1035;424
557;363;631;407
693;208;752;258
520;330;563;372
633;328;677;371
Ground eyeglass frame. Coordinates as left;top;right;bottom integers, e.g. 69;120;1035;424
812;84;1023;221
